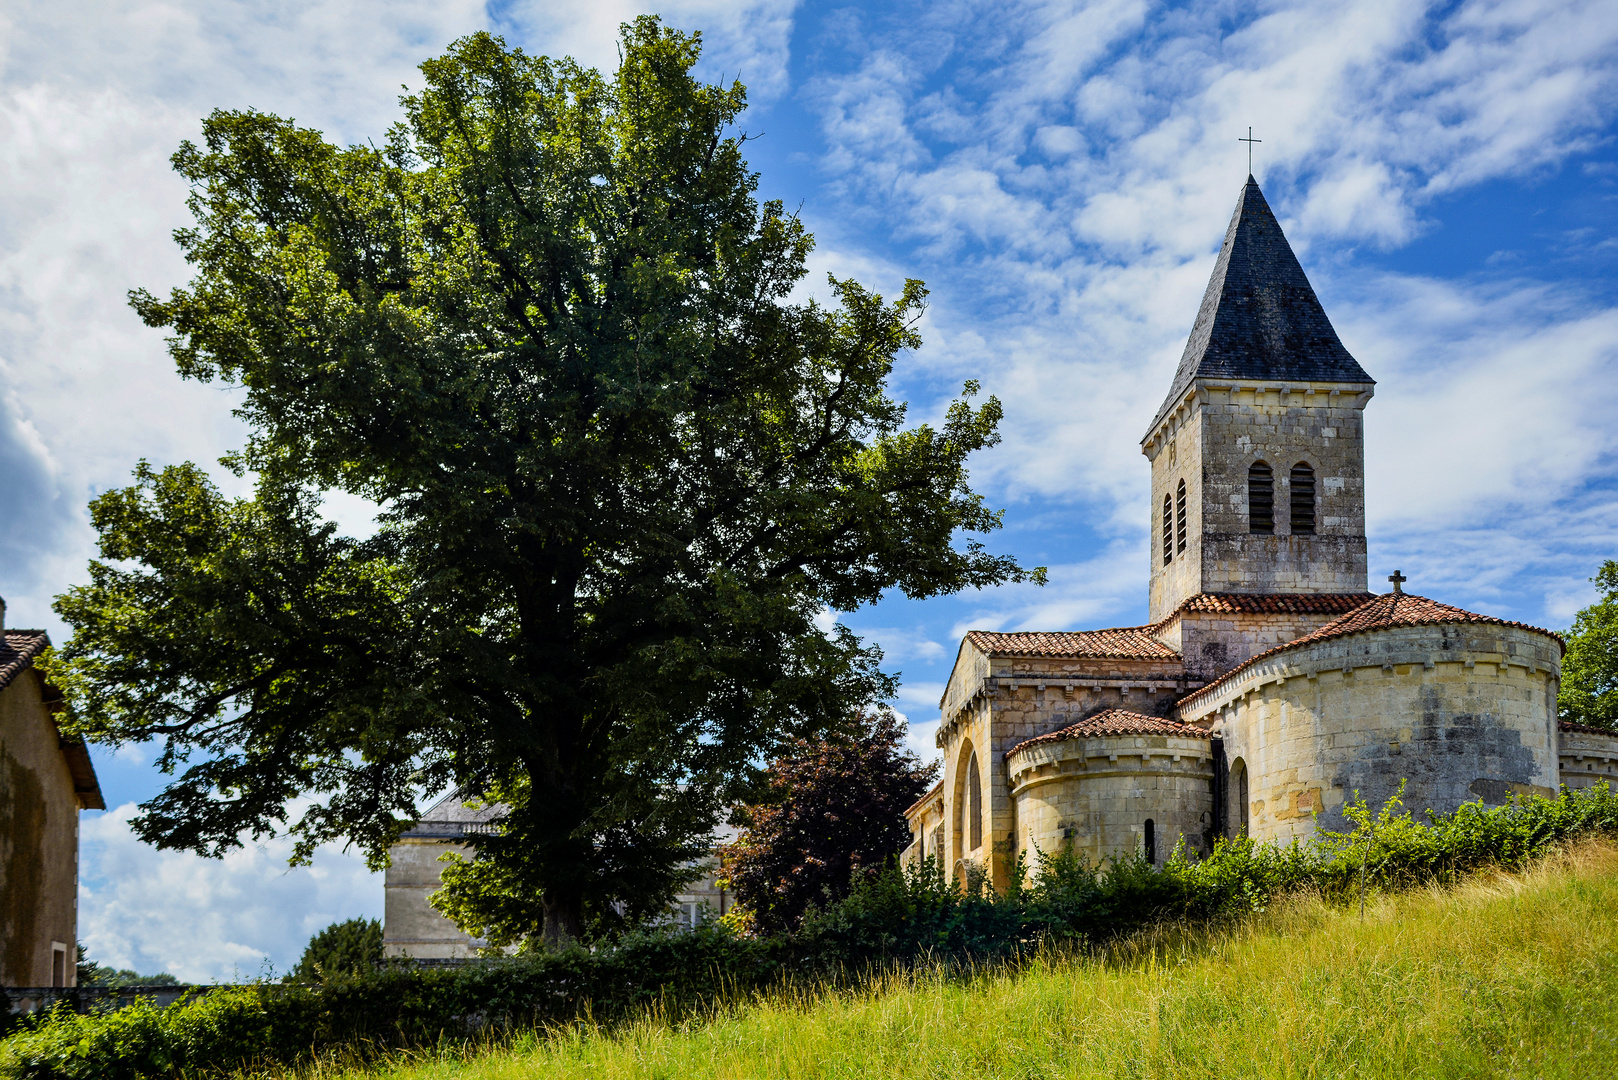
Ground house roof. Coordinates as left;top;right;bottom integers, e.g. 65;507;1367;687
1560;720;1618;738
1007;708;1210;757
1181;592;1565;708
1156;591;1379;625
0;628;105;810
0;630;49;693
963;627;1180;662
1146;176;1374;439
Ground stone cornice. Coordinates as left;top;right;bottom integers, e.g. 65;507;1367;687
1141;377;1375;460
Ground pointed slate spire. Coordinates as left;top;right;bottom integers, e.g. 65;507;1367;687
1146;177;1373;438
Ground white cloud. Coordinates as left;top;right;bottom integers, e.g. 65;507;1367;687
79;804;380;983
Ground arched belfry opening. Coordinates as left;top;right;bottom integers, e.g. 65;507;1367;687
1290;462;1316;535
1248;462;1274;535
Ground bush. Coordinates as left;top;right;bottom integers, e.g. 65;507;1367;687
5;784;1615;1079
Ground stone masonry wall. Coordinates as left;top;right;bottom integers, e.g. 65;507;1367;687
936;643;1187;890
1560;727;1618;792
1145;382;1371;623
1181;623;1562;844
1007;733;1215;868
1161;609;1361;683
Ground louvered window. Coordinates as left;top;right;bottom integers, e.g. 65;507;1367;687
1290;462;1316;535
1175;480;1188;554
1161;494;1173;565
1248;462;1274;534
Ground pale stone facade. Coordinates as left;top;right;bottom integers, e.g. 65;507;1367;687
904;177;1599;885
0;604;103;988
383;790;737;956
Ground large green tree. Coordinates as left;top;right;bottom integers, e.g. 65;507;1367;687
1560;560;1618;733
53;20;1036;946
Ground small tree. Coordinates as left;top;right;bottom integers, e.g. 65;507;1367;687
723;712;936;935
290;917;383;982
1561;560;1618;733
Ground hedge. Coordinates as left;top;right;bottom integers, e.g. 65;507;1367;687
5;784;1616;1080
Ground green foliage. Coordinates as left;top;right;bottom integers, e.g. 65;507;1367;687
289;918;383;983
7;786;1614;1079
74;946;180;988
723;713;937;935
51;18;1036;947
1560;559;1618;732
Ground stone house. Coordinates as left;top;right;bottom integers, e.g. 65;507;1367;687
905;177;1618;889
0;600;104;987
382;790;736;958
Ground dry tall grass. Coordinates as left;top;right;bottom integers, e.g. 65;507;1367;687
307;841;1618;1079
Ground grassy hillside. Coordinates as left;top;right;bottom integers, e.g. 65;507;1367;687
335;842;1618;1080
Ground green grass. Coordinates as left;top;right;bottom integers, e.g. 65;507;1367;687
314;841;1618;1080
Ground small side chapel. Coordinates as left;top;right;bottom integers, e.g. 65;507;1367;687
904;177;1618;890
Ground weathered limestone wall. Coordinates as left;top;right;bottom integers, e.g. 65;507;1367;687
1007;733;1215;867
902;785;945;868
1144;381;1372;623
1559;726;1618;792
1158;609;1358;683
1146;409;1205;619
0;673;82;987
936;644;1186;890
383;837;487;959
1181;623;1562;843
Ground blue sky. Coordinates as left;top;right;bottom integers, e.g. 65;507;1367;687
2;0;1616;980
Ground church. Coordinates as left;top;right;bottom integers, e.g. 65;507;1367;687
903;177;1618;891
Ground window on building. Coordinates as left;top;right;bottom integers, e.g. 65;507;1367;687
1175;479;1188;554
51;942;67;988
1248;462;1274;534
966;752;983;851
1290;462;1316;535
1161;494;1173;565
1230;759;1250;836
1144;819;1156;864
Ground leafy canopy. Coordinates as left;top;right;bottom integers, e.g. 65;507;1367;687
1560;559;1618;732
53;20;1037;946
290;918;384;982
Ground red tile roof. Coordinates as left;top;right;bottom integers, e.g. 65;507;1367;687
1181;593;1564;707
1560;721;1617;738
0;630;49;693
904;779;944;817
1160;592;1378;623
1007;708;1210;756
963;628;1180;661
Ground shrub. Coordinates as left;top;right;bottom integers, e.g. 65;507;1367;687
4;785;1615;1079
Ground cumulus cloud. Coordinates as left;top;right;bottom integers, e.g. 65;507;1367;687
79;804;381;983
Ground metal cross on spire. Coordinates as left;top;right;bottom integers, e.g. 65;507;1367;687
1388;570;1407;595
1238;126;1261;175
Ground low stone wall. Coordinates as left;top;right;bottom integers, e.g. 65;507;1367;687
1007;732;1215;867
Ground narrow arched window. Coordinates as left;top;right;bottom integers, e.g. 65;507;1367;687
1248;462;1274;534
1175;479;1188;554
1290;462;1316;535
1161;494;1173;565
1144;819;1156;864
966;752;983;850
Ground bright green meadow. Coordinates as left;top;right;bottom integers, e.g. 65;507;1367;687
313;841;1618;1080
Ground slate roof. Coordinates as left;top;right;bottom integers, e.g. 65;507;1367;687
1007;708;1210;757
1181;593;1564;707
1146;177;1374;439
963;628;1180;662
0;629;50;693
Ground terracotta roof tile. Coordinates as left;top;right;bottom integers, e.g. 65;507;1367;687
1161;592;1378;622
1182;593;1564;707
905;779;943;817
1008;709;1210;756
964;627;1180;661
1560;720;1617;738
0;630;49;693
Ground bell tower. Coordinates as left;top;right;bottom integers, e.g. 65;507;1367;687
1143;178;1375;624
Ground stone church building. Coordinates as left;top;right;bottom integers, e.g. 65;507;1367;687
904;177;1618;891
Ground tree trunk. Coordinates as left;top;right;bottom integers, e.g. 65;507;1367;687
541;893;584;949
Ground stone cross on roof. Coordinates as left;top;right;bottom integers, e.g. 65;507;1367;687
1388;570;1407;595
